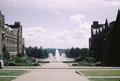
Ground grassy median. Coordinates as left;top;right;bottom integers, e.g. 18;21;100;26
0;70;27;76
80;70;120;76
0;70;27;81
0;77;16;81
89;78;120;81
79;69;120;81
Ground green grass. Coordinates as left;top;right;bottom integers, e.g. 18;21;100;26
89;78;120;81
0;77;16;81
0;70;27;76
0;70;27;81
80;70;120;76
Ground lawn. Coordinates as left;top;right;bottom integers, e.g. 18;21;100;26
0;77;16;81
80;70;120;76
0;70;27;81
0;70;27;76
89;78;120;81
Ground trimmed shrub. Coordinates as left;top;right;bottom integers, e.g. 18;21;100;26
8;61;16;66
72;63;78;66
33;63;40;66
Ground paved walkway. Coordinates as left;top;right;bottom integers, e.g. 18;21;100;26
12;62;89;81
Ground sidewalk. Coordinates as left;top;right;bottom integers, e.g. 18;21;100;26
12;62;89;81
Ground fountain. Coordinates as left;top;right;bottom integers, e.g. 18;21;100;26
47;49;73;63
48;49;61;62
48;53;54;62
39;49;73;62
55;49;60;62
60;53;67;61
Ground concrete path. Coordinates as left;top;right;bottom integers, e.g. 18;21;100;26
12;62;89;81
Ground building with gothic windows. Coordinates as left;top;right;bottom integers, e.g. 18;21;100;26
0;10;25;60
89;10;120;66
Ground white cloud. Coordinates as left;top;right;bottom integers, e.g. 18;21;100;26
70;14;85;23
70;14;91;46
2;0;119;48
23;25;90;48
6;0;119;9
70;14;90;33
104;0;120;7
7;0;49;7
22;14;91;48
50;7;65;18
111;1;120;6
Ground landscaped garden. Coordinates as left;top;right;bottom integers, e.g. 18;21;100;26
80;70;120;76
0;77;15;81
79;69;120;81
0;70;27;81
89;78;120;81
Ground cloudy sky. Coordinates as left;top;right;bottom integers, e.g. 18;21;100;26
0;0;120;48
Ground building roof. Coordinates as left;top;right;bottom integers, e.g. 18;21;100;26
116;9;120;21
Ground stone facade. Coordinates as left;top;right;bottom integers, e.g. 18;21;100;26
0;11;4;59
89;10;120;66
0;11;25;59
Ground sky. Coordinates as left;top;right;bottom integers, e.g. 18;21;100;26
0;0;120;48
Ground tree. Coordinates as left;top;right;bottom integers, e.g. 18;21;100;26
2;45;10;61
69;47;80;58
26;46;43;58
65;49;70;57
69;47;89;62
